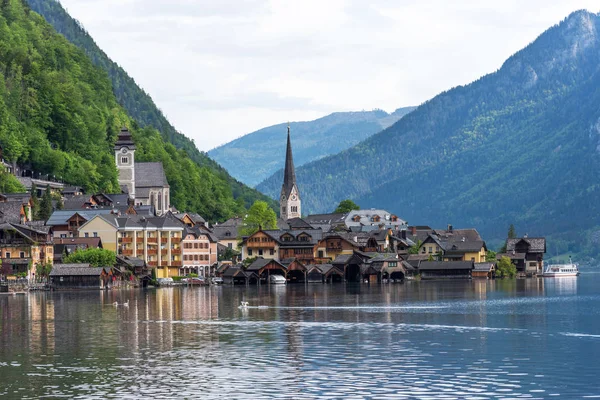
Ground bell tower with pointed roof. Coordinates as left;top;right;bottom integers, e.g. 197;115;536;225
280;124;301;220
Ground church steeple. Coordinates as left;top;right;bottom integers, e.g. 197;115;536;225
280;124;301;220
283;124;296;196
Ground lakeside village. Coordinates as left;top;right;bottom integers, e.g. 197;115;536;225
0;127;546;291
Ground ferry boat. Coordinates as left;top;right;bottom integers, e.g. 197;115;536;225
541;258;579;277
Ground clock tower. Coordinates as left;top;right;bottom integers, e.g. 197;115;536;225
114;127;136;199
280;124;301;220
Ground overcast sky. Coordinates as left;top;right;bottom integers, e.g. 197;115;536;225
59;0;599;151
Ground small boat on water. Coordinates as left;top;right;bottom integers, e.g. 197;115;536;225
269;275;287;285
541;257;579;277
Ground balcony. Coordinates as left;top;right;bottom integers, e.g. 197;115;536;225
136;237;144;243
170;261;182;267
171;248;181;255
161;249;168;255
120;237;133;244
147;249;158;255
161;238;168;244
147;261;158;267
121;249;133;256
146;238;158;244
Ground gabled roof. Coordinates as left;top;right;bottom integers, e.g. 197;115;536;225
474;262;495;271
47;209;114;226
50;264;104;276
116;255;145;267
259;229;323;246
184;226;218;242
135;162;169;188
0;201;24;224
506;237;546;253
246;258;286;272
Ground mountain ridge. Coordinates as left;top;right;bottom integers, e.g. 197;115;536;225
208;107;415;187
257;9;600;256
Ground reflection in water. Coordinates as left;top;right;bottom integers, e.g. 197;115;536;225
0;276;599;398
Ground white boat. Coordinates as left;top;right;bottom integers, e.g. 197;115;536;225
269;275;287;285
541;258;579;277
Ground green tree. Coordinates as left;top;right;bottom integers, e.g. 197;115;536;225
496;256;516;279
0;171;25;193
37;186;53;221
35;262;53;281
486;250;497;262
508;224;517;239
64;248;116;267
334;199;360;214
408;240;423;255
240;201;277;237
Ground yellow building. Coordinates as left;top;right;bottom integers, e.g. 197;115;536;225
0;223;53;280
79;213;185;278
418;227;487;263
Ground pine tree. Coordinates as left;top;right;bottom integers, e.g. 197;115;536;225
508;224;516;239
37;186;53;221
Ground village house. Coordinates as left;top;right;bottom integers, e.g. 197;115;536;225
213;217;243;252
181;226;218;277
46;209;115;239
500;237;546;275
418;225;487;262
416;261;474;280
53;237;103;264
0;223;53;280
49;264;110;290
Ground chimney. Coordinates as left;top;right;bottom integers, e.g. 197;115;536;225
411;226;416;235
448;224;453;232
354;236;358;243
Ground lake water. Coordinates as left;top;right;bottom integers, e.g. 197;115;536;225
1;269;600;399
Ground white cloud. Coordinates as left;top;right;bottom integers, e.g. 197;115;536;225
58;0;600;150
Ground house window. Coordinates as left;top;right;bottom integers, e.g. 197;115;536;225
84;232;89;238
270;249;274;255
258;249;263;256
20;252;25;258
93;232;98;238
5;252;10;259
428;247;433;253
228;243;232;249
248;249;253;256
121;157;128;164
421;247;426;254
60;234;67;238
318;250;323;258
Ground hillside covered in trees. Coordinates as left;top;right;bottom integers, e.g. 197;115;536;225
258;10;600;257
0;0;272;221
24;0;276;215
209;107;415;187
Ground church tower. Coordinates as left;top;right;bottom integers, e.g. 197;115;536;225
280;124;301;220
114;127;136;199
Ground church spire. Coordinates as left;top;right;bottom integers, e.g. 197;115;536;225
282;123;296;196
280;123;301;220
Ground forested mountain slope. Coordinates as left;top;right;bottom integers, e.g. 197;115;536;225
257;10;600;255
209;107;415;187
0;0;266;221
25;0;275;212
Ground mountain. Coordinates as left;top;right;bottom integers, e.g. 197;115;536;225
208;107;415;187
24;0;275;214
257;10;600;257
0;0;271;221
